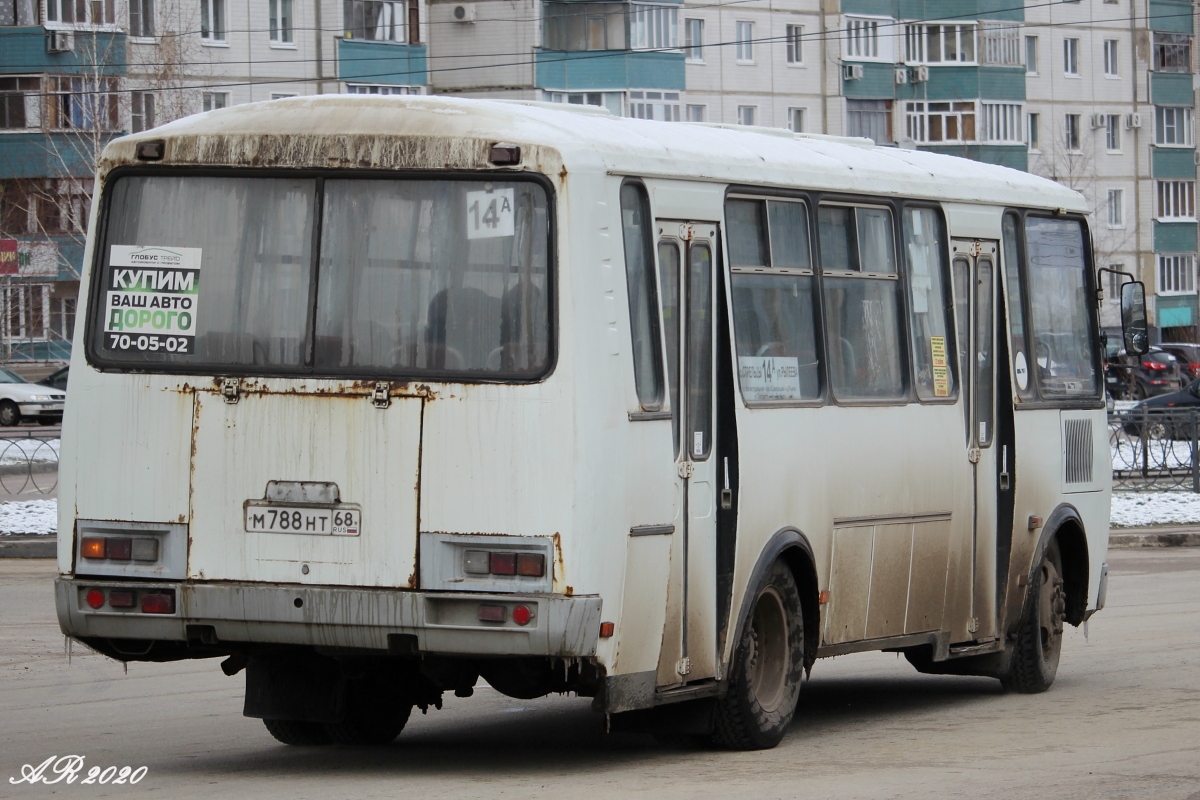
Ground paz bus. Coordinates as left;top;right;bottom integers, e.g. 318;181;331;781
56;96;1134;750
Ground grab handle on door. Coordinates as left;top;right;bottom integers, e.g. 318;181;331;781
720;457;732;510
999;445;1011;492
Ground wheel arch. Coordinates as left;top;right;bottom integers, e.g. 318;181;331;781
1030;503;1090;627
730;528;819;675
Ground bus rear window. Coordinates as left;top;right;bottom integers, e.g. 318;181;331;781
91;175;552;380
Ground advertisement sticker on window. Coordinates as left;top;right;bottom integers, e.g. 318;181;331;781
103;245;201;354
739;356;803;401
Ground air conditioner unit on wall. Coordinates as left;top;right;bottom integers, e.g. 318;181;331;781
1090;113;1106;129
911;65;929;83
452;3;475;22
1125;112;1143;129
842;64;863;81
46;31;73;53
894;68;908;85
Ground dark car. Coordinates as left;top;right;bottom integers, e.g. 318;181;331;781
1107;348;1183;399
1122;377;1200;438
1159;343;1200;383
38;365;68;392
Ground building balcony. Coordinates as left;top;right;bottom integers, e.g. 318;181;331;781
336;38;428;87
0;26;126;76
534;49;685;92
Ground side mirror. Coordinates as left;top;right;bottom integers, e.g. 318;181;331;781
1121;281;1150;356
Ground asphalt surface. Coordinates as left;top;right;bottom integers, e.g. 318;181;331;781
2;550;1198;799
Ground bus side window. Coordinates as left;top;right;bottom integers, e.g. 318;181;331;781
904;206;956;401
819;204;906;401
1002;212;1035;400
619;182;665;410
727;198;821;403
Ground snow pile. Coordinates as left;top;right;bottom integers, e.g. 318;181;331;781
0;499;58;534
0;438;60;466
1110;492;1200;527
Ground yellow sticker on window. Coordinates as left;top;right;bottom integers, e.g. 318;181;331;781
930;335;947;368
933;365;950;397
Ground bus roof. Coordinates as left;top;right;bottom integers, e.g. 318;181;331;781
111;95;1089;213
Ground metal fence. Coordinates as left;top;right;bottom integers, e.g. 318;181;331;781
0;434;60;496
1109;408;1200;492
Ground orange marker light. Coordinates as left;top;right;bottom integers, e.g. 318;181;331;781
819;590;831;605
599;622;615;638
81;537;107;560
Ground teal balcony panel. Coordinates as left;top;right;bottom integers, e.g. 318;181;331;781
976;0;1024;21
1154;221;1198;253
0;132;117;178
978;66;1025;101
895;66;1023;102
1152;147;1197;179
1149;0;1192;33
1151;72;1194;107
843;62;897;99
845;0;894;16
535;49;684;91
1157;294;1196;327
920;144;1027;172
0;28;126;76
336;39;428;85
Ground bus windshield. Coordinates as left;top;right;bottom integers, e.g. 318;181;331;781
91;175;552;379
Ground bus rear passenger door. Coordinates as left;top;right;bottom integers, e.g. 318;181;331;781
656;221;721;689
952;239;1001;643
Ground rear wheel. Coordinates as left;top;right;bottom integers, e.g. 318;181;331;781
712;561;804;750
1002;539;1066;693
323;679;412;745
262;718;331;746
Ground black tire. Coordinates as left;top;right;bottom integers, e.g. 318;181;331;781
262;718;332;746
37;417;58;426
1002;539;1066;693
712;560;804;750
323;681;412;745
0;401;20;427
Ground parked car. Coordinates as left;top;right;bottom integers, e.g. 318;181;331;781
38;365;68;392
1106;348;1183;399
1121;376;1200;439
1158;343;1200;383
0;368;66;426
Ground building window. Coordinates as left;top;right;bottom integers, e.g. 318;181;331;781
269;0;292;43
629;90;679;121
1105;114;1121;151
344;0;404;41
630;3;677;50
347;83;421;95
981;22;1021;66
788;107;805;132
786;24;803;64
1159;254;1197;295
1107;189;1124;227
202;91;228;111
1103;39;1118;77
684;18;703;61
129;0;153;36
1064;113;1080;151
846;16;890;61
2;285;51;343
847;99;890;144
1157;180;1196;220
543;3;626;51
46;76;118;130
0;77;40;130
0;0;37;24
131;91;155;132
735;20;753;62
1025;35;1037;73
45;0;114;26
200;0;225;41
982;102;1022;143
270;93;297;100
906;101;976;143
737;105;756;126
1027;112;1039;149
685;104;704;122
1154;32;1192;73
50;296;75;342
1063;37;1078;76
904;23;976;64
1156;106;1194;146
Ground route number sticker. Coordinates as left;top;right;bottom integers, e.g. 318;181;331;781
466;189;515;240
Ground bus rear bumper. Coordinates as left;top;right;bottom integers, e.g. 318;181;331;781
55;577;603;659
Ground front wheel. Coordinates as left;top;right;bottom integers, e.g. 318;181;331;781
712;560;804;750
1002;539;1066;693
0;401;20;427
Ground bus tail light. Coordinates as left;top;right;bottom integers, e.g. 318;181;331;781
141;591;175;614
106;537;133;560
517;553;545;577
478;604;506;622
512;605;532;626
81;537;107;559
489;552;517;575
86;589;105;609
108;590;136;608
463;549;545;578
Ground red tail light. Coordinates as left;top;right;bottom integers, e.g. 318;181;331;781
1144;361;1169;370
140;591;175;614
477;604;506;622
516;553;545;577
489;552;517;575
1189;363;1200;372
106;537;133;561
85;589;104;609
512;605;532;626
108;590;136;608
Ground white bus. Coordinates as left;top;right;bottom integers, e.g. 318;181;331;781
56;97;1130;750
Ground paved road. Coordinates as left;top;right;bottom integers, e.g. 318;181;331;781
2;550;1199;800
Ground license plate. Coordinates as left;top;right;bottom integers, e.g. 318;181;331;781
244;503;360;536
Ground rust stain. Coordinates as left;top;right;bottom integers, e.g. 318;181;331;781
565;586;574;597
558;165;568;182
551;531;565;586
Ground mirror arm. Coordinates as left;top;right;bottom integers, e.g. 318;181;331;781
1097;266;1138;306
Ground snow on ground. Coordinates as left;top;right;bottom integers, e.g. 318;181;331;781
0;438;60;466
0;499;58;534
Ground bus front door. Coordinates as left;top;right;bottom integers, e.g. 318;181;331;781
952;239;1002;643
655;221;720;689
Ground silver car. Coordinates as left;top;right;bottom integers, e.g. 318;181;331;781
0;368;66;426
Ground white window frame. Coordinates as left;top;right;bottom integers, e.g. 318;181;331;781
628;90;680;121
200;0;226;43
0;76;43;130
1063;37;1079;76
1156;180;1196;220
202;91;229;111
735;20;753;63
269;0;294;45
738;105;756;126
629;4;678;51
1065;113;1081;151
788;107;805;132
128;0;154;38
1156;106;1194;146
1025;35;1037;74
847;16;891;62
1027;112;1039;150
131;90;155;133
981;102;1022;143
980;21;1021;66
1158;254;1197;296
684;17;703;62
905;101;977;144
904;22;976;65
786;23;803;65
1106;188;1124;228
1103;38;1118;77
685;104;705;122
2;284;51;343
1105;114;1121;151
343;0;405;43
44;0;118;29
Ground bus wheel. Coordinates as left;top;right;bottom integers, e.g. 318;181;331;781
1003;539;1066;693
712;560;804;750
323;680;412;745
262;718;331;746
